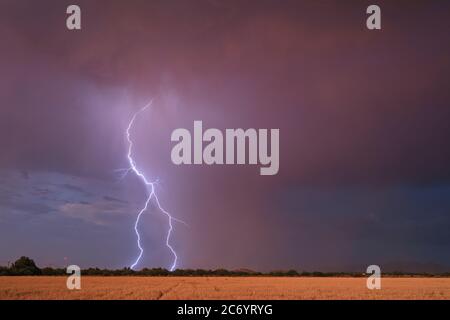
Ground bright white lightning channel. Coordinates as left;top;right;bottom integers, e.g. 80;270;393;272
123;102;185;271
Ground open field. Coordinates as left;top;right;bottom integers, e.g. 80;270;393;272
0;276;449;300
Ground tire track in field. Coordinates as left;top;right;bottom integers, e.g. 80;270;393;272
156;281;183;300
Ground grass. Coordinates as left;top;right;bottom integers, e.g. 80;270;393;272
0;276;449;300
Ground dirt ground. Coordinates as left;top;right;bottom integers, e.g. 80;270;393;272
0;276;449;300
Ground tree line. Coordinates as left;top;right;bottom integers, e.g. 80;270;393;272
1;257;449;277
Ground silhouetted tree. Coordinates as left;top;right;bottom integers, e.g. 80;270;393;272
0;266;10;275
11;256;41;275
286;269;299;276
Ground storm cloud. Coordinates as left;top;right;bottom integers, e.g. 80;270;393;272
0;0;449;271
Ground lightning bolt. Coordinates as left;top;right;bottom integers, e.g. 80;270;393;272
123;101;185;271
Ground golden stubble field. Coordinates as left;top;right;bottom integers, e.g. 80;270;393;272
0;276;449;300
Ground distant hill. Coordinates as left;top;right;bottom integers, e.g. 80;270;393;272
232;268;259;274
326;261;450;274
382;261;450;274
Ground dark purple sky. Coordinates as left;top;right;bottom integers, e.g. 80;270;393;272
0;0;449;272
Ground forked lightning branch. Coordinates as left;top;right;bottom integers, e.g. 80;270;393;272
123;102;186;271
